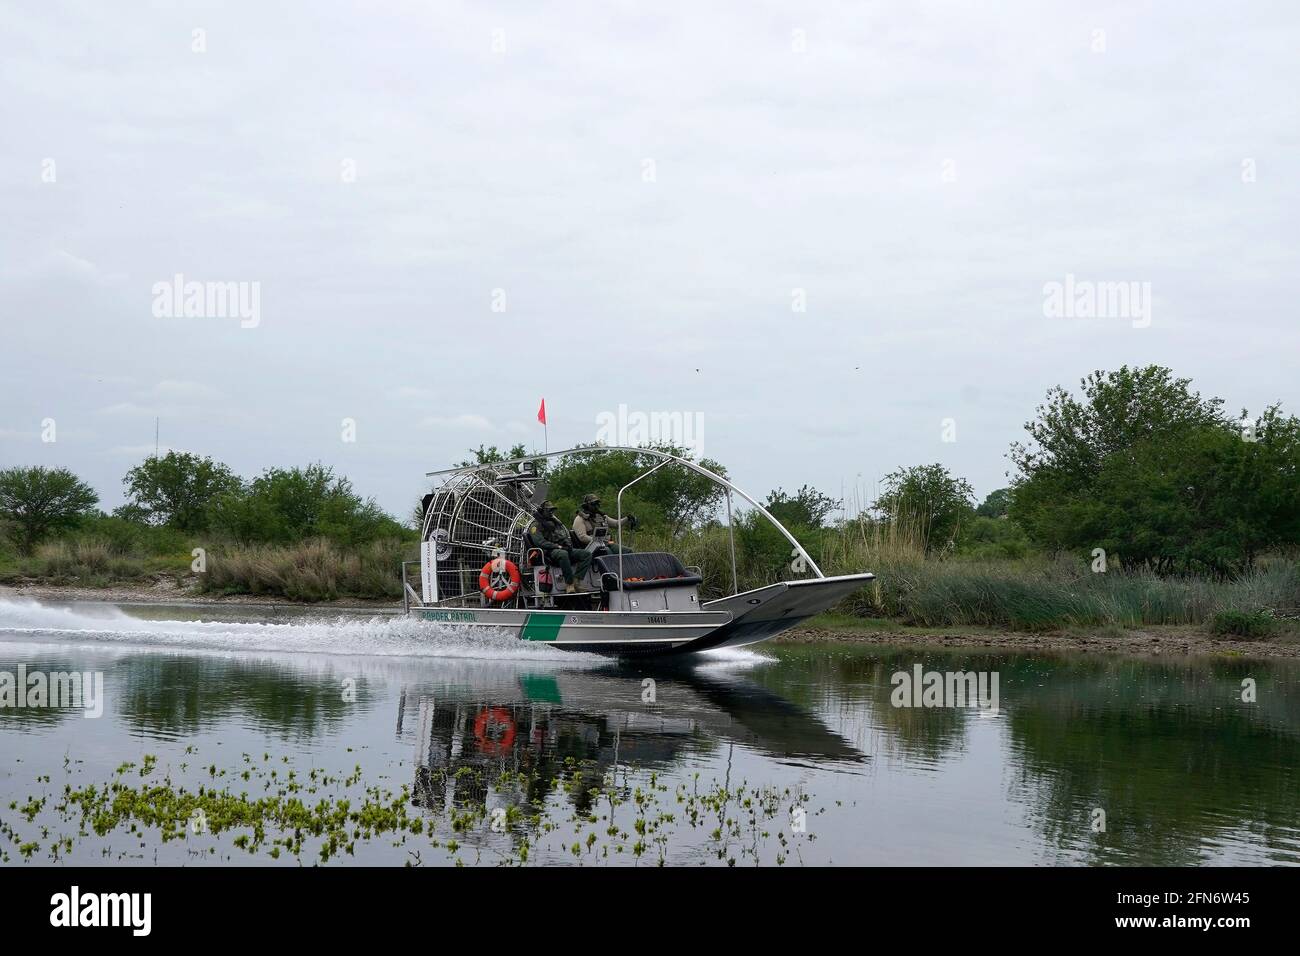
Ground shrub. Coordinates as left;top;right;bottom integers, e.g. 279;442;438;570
955;515;1032;560
1210;609;1276;640
26;539;127;582
201;538;409;601
209;464;411;548
822;549;1300;632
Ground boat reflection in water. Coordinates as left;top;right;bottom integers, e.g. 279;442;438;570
397;659;865;820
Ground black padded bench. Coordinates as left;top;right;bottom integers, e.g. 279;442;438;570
593;552;702;590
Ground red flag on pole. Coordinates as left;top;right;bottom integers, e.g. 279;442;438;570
537;398;547;425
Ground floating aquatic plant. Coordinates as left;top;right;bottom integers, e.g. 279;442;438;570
0;747;819;867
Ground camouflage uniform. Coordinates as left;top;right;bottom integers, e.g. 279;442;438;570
530;507;591;585
572;494;633;555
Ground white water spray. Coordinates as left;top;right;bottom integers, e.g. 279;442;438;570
0;597;586;661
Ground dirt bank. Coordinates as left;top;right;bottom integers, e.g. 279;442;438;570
778;623;1300;660
0;580;394;610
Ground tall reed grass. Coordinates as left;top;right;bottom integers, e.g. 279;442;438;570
635;517;1300;632
825;533;1300;631
7;514;1298;631
201;538;408;602
6;539;157;583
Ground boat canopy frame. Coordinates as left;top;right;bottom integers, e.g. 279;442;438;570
417;445;823;607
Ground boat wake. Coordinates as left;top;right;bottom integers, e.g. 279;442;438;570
693;646;775;668
0;597;591;662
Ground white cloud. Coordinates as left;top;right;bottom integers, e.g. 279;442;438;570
144;380;224;403
94;402;159;418
2;0;1297;514
1;249;126;285
389;386;438;403
419;414;496;431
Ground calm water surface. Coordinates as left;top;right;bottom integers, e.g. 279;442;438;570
1;597;1297;866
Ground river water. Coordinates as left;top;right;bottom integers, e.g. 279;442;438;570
1;597;1297;866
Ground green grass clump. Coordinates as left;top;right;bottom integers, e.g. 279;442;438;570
613;517;1300;634
0;530;408;602
201;538;408;601
1210;609;1276;640
838;559;1300;633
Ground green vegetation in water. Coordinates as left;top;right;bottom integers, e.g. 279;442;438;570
0;750;817;867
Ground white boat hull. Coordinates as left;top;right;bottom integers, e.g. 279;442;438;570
408;572;874;655
411;606;733;654
697;573;877;650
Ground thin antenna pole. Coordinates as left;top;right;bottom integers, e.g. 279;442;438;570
725;490;738;594
154;418;159;458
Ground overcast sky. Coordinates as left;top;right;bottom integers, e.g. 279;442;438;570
2;0;1298;520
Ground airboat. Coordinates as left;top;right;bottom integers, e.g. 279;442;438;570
402;446;875;655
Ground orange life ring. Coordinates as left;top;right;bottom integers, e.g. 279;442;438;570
479;557;521;601
473;707;517;755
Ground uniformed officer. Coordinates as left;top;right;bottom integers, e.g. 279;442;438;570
530;500;591;592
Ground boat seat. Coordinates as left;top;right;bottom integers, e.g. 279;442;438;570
523;530;565;566
521;530;577;598
592;552;702;590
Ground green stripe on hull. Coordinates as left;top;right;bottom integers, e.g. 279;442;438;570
520;612;565;642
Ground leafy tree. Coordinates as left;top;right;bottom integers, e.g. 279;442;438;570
457;444;529;468
733;507;813;583
956;515;1031;559
1067;407;1300;575
1010;366;1227;493
715;485;841;587
873;464;975;553
211;463;401;546
110;502;151;524
0;466;99;554
1009;366;1300;574
544;444;728;534
122;452;241;532
976;488;1012;518
764;485;841;529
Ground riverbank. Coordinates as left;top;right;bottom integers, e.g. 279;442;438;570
5;582;1299;660
9;535;1300;635
0;579;396;610
786;613;1300;660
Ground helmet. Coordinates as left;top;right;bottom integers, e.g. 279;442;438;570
581;493;601;510
536;499;557;517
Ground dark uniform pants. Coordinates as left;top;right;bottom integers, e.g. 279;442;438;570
545;547;592;585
